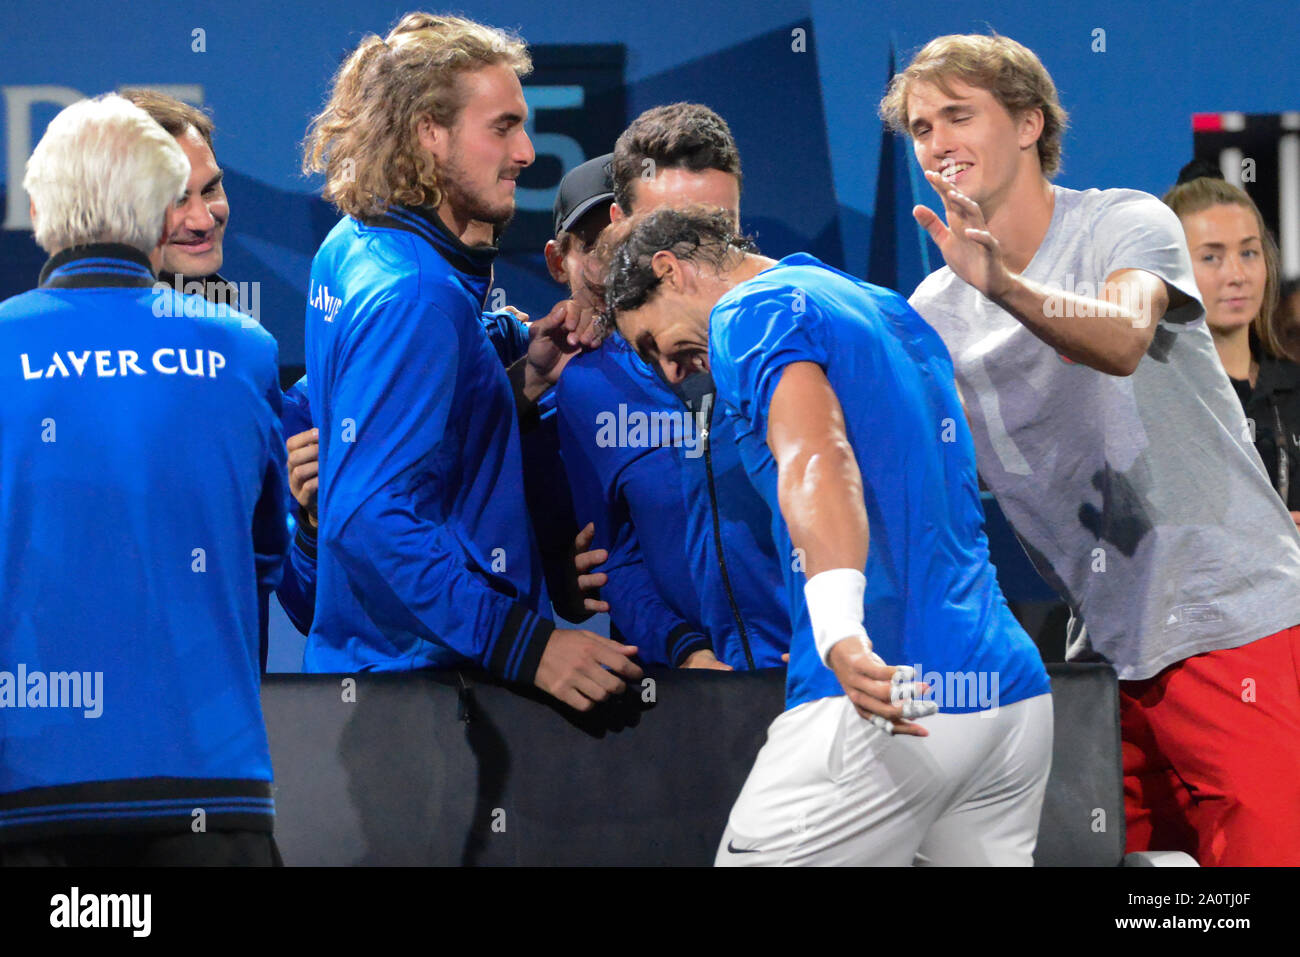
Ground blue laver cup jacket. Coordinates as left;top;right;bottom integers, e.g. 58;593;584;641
0;244;288;842
555;334;790;669
709;253;1050;712
275;309;575;637
304;204;554;679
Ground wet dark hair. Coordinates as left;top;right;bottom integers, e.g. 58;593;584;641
594;203;756;332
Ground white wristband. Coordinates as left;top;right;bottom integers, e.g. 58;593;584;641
804;568;867;668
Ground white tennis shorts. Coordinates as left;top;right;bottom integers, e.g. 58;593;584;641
716;692;1054;866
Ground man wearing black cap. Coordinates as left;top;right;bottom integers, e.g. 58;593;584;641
546;153;616;316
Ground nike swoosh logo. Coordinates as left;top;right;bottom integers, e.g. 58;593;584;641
726;839;760;854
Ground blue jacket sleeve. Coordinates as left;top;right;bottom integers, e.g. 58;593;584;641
554;375;709;666
254;356;291;595
324;295;554;683
275;376;318;635
603;522;711;667
277;523;317;636
481;309;531;366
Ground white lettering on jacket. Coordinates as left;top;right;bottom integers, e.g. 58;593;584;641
20;349;226;380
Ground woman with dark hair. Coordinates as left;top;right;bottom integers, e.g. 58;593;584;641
1165;175;1300;526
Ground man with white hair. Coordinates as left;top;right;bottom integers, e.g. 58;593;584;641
0;94;289;866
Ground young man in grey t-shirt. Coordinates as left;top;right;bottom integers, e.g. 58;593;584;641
881;33;1300;866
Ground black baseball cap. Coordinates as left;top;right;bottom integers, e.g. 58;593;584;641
552;153;614;237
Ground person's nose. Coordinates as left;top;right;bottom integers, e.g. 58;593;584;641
929;123;956;164
514;128;535;169
1225;252;1247;285
186;196;215;234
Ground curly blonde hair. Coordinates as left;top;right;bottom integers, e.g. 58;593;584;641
303;12;531;217
879;33;1069;178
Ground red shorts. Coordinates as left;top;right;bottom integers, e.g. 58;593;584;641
1119;624;1300;866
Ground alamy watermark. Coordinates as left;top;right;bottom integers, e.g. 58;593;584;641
903;665;1000;714
1042;273;1155;327
151;274;261;326
0;664;102;717
50;887;150;937
594;393;711;459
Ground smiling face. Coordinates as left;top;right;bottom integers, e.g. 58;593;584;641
615;252;718;384
425;63;535;230
162;126;227;278
905;77;1043;216
1180;202;1268;335
605;167;741;378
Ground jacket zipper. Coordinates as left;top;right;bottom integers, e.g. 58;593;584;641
700;393;756;670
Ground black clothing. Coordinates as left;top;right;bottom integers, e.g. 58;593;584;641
1231;343;1300;511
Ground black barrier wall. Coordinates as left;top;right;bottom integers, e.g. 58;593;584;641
260;663;1123;866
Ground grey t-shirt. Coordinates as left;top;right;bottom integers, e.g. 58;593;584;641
909;185;1300;680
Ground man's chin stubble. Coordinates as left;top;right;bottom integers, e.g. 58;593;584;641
444;180;515;232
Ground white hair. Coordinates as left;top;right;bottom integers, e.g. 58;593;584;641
22;93;190;256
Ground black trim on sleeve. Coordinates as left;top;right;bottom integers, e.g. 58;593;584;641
294;507;317;560
668;625;713;667
508;357;544;434
489;604;530;678
513;614;555;687
0;777;274;845
487;603;555;686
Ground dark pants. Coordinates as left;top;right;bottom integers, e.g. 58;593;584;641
0;830;282;866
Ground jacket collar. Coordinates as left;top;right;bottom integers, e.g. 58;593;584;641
38;243;156;289
360;203;497;302
158;270;240;308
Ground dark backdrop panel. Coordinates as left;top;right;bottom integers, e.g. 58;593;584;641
263;663;1122;866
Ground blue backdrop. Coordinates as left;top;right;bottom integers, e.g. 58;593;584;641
8;0;1296;355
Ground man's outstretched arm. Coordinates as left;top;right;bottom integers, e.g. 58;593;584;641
766;361;933;735
916;169;1183;376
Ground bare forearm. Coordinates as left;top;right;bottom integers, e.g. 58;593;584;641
915;171;1160;377
778;438;868;577
509;355;552;401
991;273;1151;376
